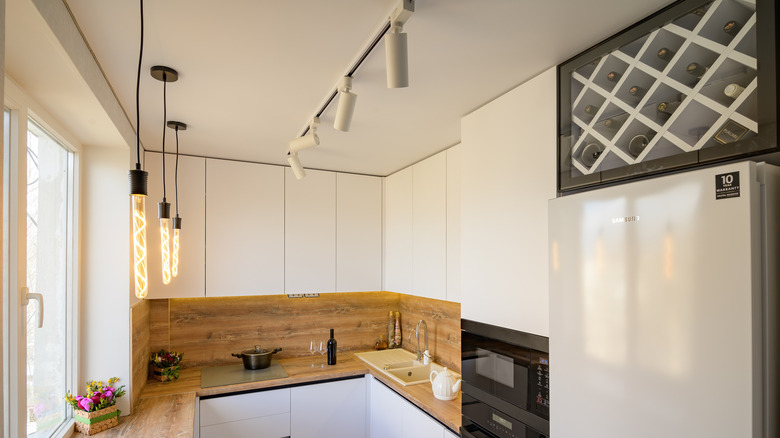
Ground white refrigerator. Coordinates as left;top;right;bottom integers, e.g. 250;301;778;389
548;161;778;437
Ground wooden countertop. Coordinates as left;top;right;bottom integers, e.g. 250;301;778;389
77;354;460;437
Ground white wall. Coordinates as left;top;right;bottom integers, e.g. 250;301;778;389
460;67;557;336
80;145;132;414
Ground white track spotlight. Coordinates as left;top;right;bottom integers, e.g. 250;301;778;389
385;23;408;88
287;152;307;180
334;76;358;132
385;0;414;88
289;117;320;153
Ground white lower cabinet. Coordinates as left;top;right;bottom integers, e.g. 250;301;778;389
368;376;449;438
199;388;291;438
369;376;404;438
290;377;367;438
198;376;452;438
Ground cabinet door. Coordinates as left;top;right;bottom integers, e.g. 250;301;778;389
285;168;336;293
145;153;206;298
412;153;447;301
446;145;462;303
401;400;444;438
206;159;284;296
384;167;413;293
200;413;290;438
291;378;366;438
199;388;290;426
336;173;382;292
369;377;404;438
443;429;459;438
461;68;557;336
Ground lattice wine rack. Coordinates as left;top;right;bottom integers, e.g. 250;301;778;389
558;0;778;192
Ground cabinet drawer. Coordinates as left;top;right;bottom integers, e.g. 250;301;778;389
200;412;290;438
199;388;290;426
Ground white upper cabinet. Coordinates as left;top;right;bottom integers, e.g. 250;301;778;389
460;67;557;336
384;166;413;293
336;173;382;292
145;153;206;298
285;168;336;293
412;153;447;301
446;145;462;303
206;159;285;296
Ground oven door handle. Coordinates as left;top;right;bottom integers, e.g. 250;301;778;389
461;427;480;438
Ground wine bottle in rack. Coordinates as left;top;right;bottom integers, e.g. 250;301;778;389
628;131;655;158
723;20;741;37
584;104;600;116
580;142;604;167
657;47;675;61
686;62;709;78
657;100;681;121
692;5;709;17
628;85;646;99
604;118;624;130
724;83;745;100
607;71;621;82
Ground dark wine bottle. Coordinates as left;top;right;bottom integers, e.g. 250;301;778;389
692;6;709;17
607;71;621;82
584;105;600;116
657;47;675;61
628;85;646;99
657;101;681;120
686;62;709;78
628;131;655;158
327;329;337;365
723;20;741;37
580;143;604;167
604;118;623;130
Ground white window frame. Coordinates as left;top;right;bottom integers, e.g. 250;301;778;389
3;77;81;438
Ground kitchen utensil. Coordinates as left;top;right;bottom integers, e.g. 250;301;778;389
430;367;462;401
232;346;282;370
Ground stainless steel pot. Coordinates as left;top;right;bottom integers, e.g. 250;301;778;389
232;346;282;370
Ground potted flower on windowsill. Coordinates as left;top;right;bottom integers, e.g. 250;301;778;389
65;377;126;436
149;349;183;382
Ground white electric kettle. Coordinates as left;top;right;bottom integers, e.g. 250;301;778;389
429;367;462;401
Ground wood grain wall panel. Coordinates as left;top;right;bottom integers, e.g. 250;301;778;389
130;300;151;407
399;294;461;373
149;299;170;352
167;292;399;367
146;292;461;371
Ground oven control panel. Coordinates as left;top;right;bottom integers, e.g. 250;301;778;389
531;352;550;415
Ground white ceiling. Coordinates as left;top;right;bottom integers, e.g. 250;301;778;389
37;0;676;176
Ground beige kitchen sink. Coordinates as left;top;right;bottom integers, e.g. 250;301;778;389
355;349;456;386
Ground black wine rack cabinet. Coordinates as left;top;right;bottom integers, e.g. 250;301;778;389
557;0;778;192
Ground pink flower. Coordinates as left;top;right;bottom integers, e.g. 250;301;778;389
78;397;93;411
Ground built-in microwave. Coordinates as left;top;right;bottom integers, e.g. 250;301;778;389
461;319;549;438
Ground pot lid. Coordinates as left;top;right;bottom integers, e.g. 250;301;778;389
241;345;269;356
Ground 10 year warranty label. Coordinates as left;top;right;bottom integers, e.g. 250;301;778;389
715;171;740;200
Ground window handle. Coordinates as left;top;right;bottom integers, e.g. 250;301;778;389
22;287;44;328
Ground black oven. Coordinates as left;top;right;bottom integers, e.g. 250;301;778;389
461;319;549;438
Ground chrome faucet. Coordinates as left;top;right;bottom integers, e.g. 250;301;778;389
415;319;428;362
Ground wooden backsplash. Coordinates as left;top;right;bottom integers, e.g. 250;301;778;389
130;299;151;409
144;292;461;373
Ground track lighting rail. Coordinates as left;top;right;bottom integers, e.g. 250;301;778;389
298;0;413;137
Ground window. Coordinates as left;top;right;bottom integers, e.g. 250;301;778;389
24;119;74;437
4;83;78;438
